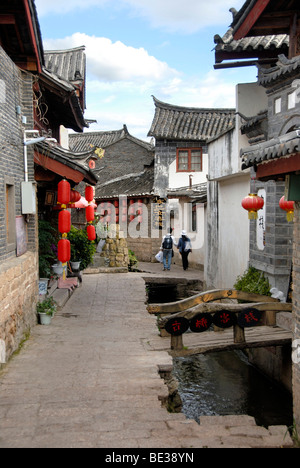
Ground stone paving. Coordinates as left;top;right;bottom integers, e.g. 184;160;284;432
0;269;295;448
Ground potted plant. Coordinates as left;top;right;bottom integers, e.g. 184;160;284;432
37;296;57;325
67;226;96;270
38;220;58;278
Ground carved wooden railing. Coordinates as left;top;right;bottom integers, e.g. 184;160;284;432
147;289;292;354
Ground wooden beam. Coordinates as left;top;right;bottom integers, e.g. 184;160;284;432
146;326;292;358
256;153;300;180
234;0;271;40
22;0;42;74
34;151;85;184
158;302;292;327
169;328;292;358
0;14;16;24
289;12;300;58
147;289;279;315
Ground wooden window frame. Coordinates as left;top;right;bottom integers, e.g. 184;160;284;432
176;148;203;173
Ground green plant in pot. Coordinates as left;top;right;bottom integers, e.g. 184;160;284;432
38;220;58;278
67;226;96;271
234;266;271;300
37;296;57;325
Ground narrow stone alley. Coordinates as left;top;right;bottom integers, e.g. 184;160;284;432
0;269;294;448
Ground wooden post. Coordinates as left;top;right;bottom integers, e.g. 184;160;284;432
289;13;300;59
234;324;245;344
265;310;276;326
171;335;183;351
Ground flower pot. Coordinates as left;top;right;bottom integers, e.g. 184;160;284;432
70;261;81;271
52;263;63;276
39;278;49;296
38;313;52;325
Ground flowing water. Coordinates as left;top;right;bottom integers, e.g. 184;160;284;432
146;284;293;428
172;350;293;428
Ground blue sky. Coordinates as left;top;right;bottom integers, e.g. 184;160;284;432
35;0;257;140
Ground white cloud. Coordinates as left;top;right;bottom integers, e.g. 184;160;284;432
43;33;179;82
35;0;108;16
82;69;240;140
36;0;245;32
121;0;243;33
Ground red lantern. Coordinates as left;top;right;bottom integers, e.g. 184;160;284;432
86;205;95;223
70;190;81;203
87;225;96;241
242;193;264;220
58;209;71;234
85;186;94;203
114;200;119;207
279;196;295;222
58;239;71;263
58;180;70;206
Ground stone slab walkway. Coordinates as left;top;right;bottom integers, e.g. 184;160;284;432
0;272;294;448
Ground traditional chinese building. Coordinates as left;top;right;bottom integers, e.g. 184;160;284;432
214;0;300;433
148;96;235;269
69;125;157;261
0;0;97;364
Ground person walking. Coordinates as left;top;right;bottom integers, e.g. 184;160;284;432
178;230;192;270
161;228;177;271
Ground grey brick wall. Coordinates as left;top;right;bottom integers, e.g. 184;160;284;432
0;47;37;260
293;204;300;433
0;46;38;363
98;138;154;185
249;178;293;297
266;76;300;139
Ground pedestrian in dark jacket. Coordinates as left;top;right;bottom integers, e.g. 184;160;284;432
177;230;192;270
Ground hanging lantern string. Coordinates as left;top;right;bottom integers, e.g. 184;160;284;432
57;180;71;280
85;185;96;241
279;196;295;223
242;193;264;220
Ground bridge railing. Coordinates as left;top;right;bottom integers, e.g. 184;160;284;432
147;289;292;352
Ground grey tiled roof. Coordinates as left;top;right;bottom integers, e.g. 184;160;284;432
214;28;289;59
35;141;98;185
258;54;300;86
44;46;86;84
148;97;235;141
167;183;207;203
69;125;153;153
240;130;300;170
95;165;154;199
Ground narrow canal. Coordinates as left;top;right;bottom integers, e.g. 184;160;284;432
172;350;293;428
146;281;293;429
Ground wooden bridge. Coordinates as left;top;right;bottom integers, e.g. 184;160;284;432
146;289;293;357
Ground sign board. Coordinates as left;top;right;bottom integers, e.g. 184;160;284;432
165;317;190;336
152;197;167;230
285;174;300;201
190;313;213;333
237;308;262;328
256;188;266;251
213;310;237;329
